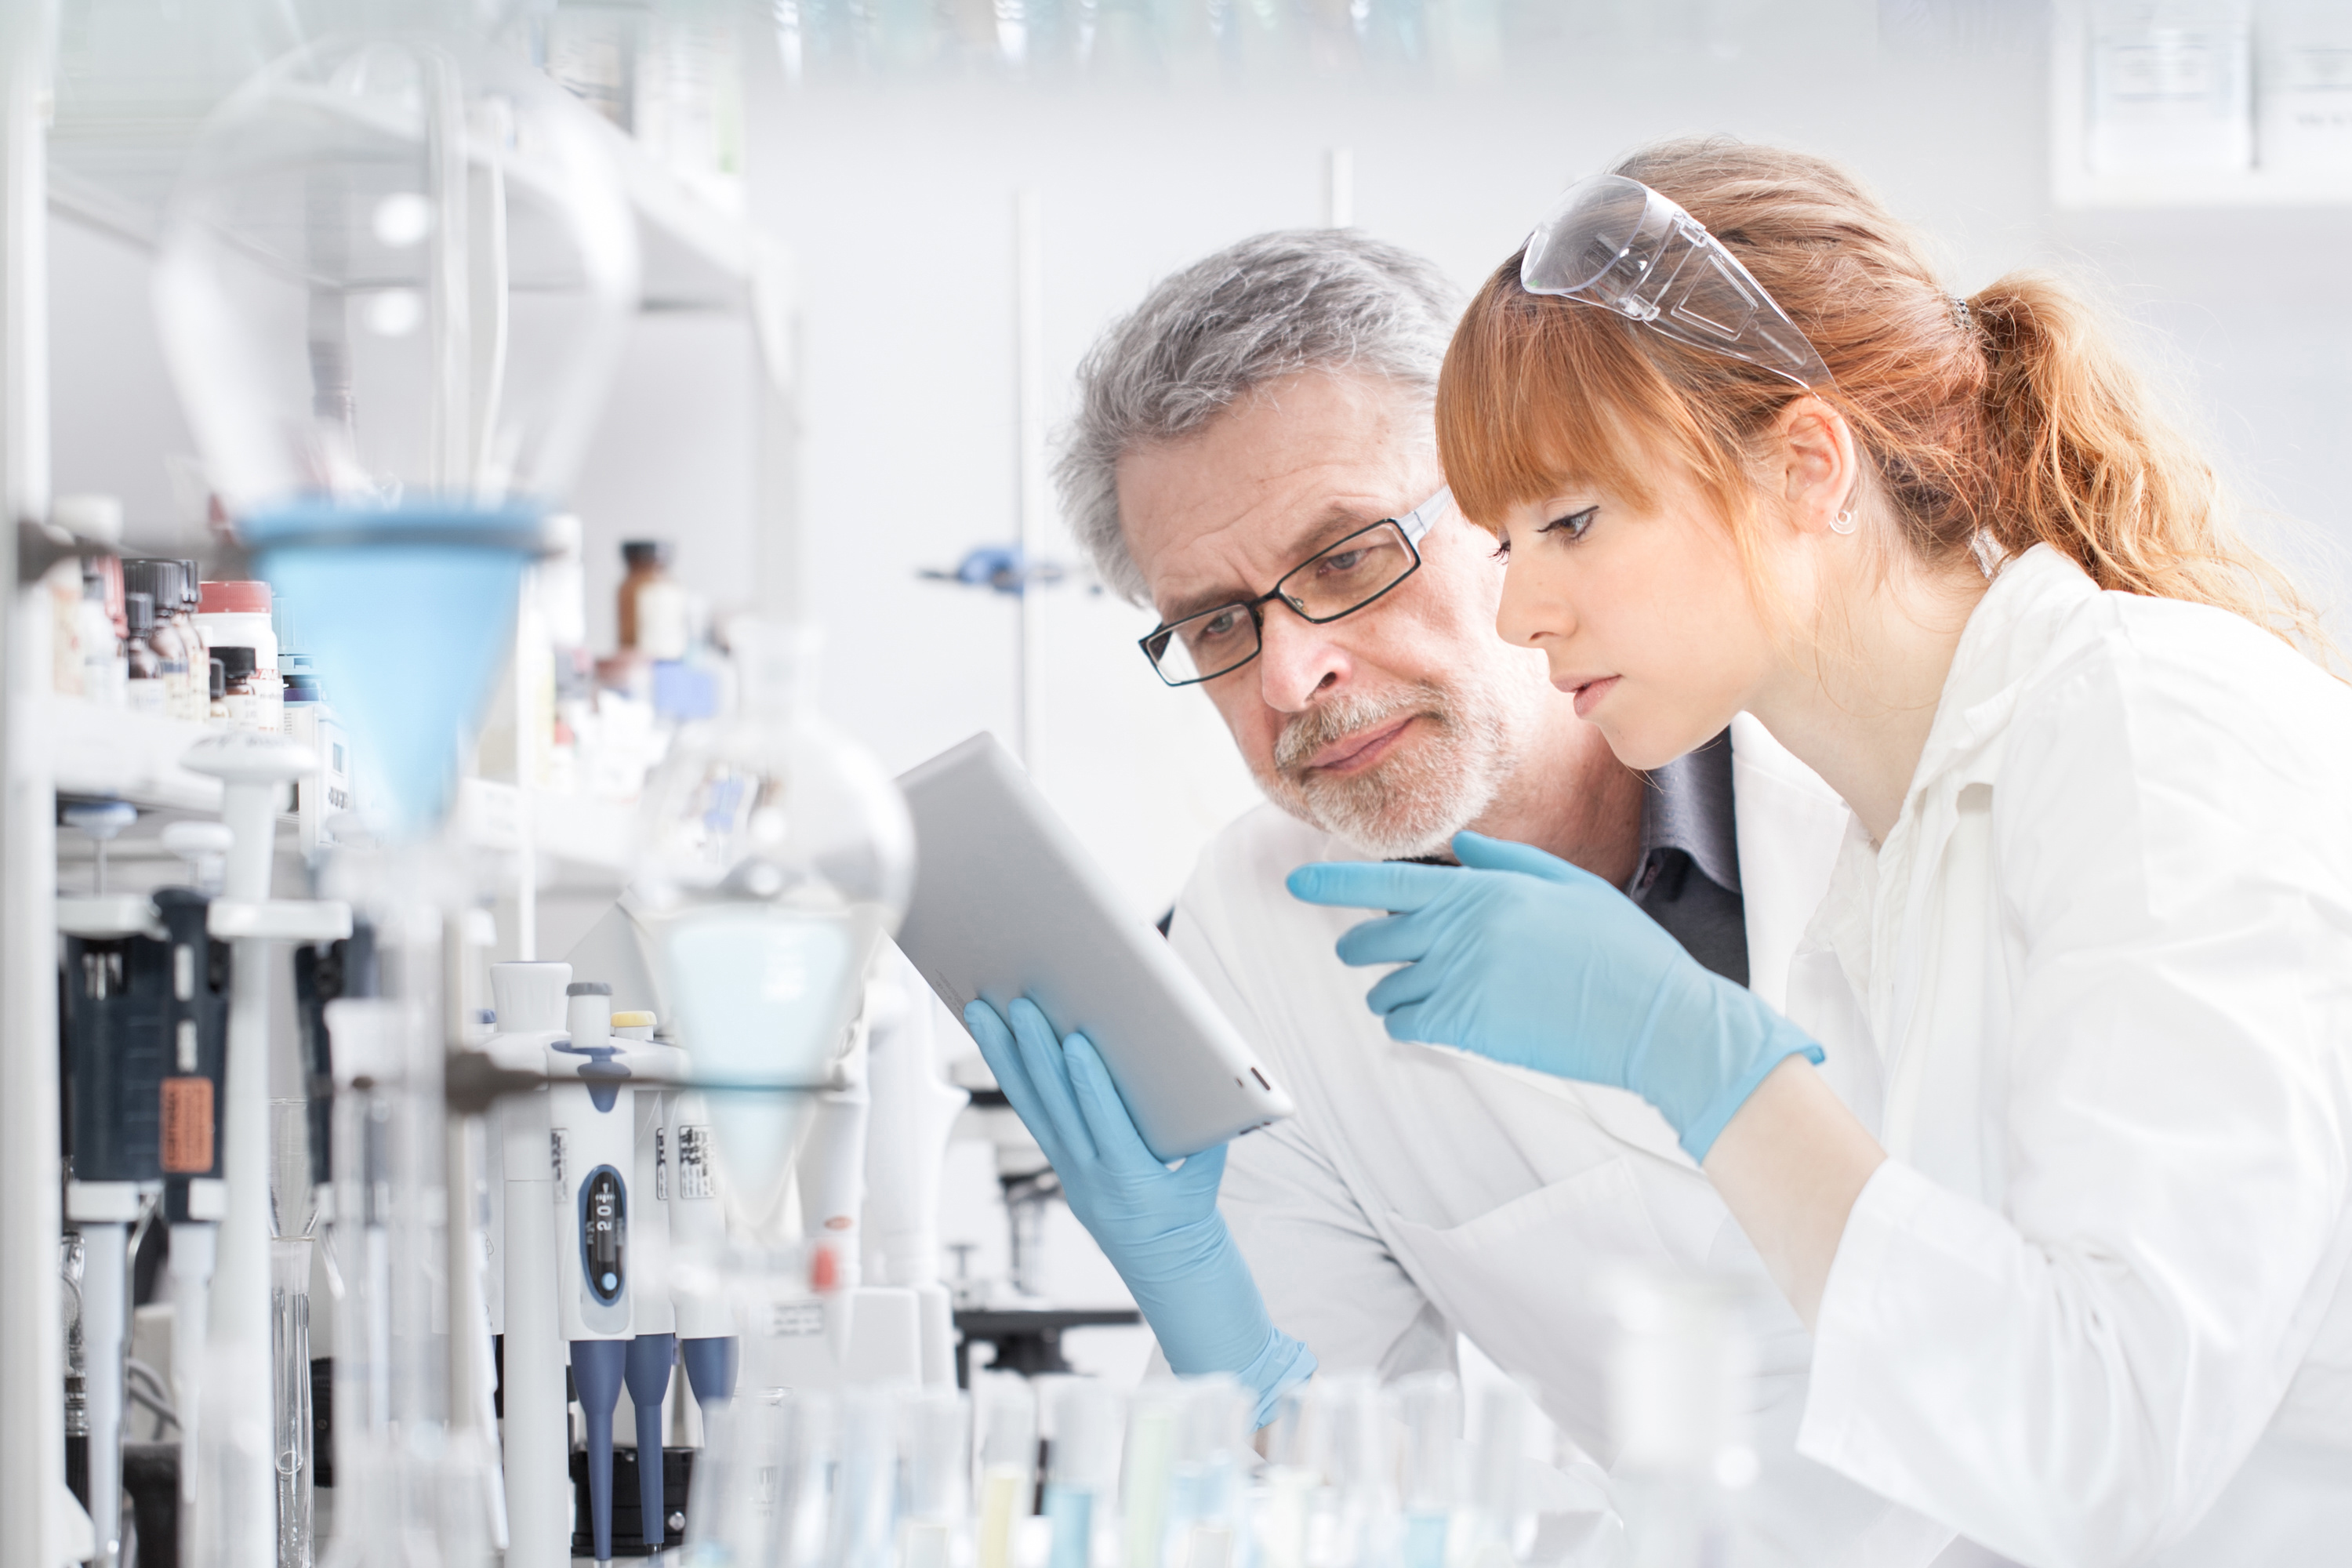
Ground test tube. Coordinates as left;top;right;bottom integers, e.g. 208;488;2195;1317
1315;1374;1393;1568
1169;1376;1250;1568
1254;1388;1314;1568
1457;1380;1534;1568
976;1377;1039;1568
829;1388;902;1568
898;1388;972;1568
1044;1380;1123;1568
1606;1272;1758;1568
686;1383;833;1568
780;1393;838;1568
269;1098;316;1568
1121;1387;1181;1568
1389;1374;1461;1568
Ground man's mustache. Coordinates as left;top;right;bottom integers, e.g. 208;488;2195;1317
1273;691;1443;776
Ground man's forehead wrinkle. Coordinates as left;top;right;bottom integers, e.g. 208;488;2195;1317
1125;370;1422;618
1152;477;1400;622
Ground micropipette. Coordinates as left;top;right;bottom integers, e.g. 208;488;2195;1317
549;982;633;1563
616;1010;677;1549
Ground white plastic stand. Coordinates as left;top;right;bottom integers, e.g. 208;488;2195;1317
180;733;347;1568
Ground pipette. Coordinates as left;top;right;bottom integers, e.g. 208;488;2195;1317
662;1043;738;1417
549;982;633;1564
615;1009;677;1550
151;884;229;1548
59;878;179;1568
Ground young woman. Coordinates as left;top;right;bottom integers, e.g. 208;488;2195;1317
1289;140;2352;1565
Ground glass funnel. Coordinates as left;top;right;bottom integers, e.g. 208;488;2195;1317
152;20;637;839
631;618;915;1243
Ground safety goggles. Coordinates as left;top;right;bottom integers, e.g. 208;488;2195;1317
1519;173;1835;394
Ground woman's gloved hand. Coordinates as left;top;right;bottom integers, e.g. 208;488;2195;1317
962;997;1314;1421
1285;830;1823;1163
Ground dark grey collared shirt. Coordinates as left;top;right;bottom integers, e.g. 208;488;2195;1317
1625;728;1749;986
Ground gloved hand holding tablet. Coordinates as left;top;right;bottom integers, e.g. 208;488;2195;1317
893;731;1294;1162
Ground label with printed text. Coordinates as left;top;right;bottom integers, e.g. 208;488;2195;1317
677;1126;715;1200
160;1076;214;1174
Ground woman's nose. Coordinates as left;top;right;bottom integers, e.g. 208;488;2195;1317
1494;557;1559;649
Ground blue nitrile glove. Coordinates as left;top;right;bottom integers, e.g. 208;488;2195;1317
1285;830;1823;1162
963;997;1316;1423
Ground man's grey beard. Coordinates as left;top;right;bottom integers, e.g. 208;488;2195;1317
1255;681;1520;859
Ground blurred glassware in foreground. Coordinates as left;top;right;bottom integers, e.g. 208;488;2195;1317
151;14;640;1568
152;13;638;840
632;616;914;1242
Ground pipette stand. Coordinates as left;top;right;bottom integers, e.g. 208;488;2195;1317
180;732;350;1568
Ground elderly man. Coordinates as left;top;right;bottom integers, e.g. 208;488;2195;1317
964;231;1957;1566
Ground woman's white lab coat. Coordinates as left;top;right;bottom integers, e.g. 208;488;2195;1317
1784;545;2352;1566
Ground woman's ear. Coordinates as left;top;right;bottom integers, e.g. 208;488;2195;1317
1773;396;1858;536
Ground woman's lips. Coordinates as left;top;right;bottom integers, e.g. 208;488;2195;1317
1559;674;1619;720
1308;714;1415;775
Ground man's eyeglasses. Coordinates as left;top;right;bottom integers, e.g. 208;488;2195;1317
1139;488;1451;688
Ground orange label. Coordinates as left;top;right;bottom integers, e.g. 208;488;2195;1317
160;1076;215;1174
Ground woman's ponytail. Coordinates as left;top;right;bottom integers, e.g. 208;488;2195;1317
1967;274;2321;650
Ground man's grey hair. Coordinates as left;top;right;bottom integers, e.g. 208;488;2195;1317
1055;230;1464;606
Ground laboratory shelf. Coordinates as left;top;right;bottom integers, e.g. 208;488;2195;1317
43;702;638;880
49;92;754;313
583;112;754;311
43;698;224;812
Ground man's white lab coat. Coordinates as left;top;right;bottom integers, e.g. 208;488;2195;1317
1170;717;1958;1566
1787;546;2352;1568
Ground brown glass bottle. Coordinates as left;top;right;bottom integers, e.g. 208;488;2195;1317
617;539;673;653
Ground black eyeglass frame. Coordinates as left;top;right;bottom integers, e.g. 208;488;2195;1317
1137;488;1452;688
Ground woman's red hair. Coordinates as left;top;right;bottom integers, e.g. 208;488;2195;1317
1438;136;2326;654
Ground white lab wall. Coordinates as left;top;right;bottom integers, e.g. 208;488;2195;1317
49;221;195;532
751;35;2352;926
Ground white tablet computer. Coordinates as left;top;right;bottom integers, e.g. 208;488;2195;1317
894;732;1294;1160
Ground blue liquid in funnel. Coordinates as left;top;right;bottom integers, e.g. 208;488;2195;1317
243;502;539;841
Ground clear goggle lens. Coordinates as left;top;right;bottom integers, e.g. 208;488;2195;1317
1520;173;1835;394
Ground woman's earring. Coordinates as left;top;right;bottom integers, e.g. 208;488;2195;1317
1831;510;1857;535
